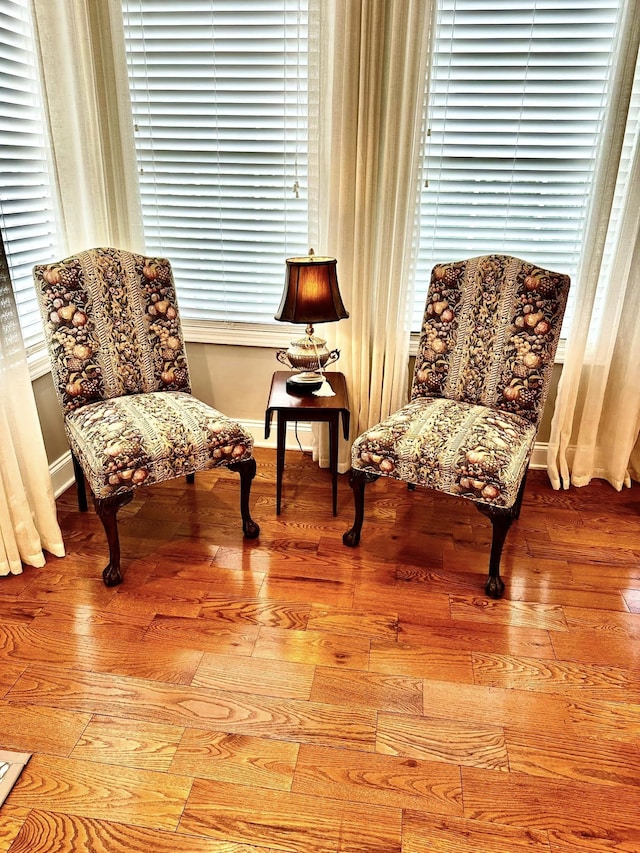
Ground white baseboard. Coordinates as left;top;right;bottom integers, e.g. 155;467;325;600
529;442;550;470
49;426;551;499
244;418;314;451
50;450;75;499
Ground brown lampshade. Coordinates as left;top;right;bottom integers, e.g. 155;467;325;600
275;250;349;325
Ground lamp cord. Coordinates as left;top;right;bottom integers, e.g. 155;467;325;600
294;423;311;456
310;335;336;398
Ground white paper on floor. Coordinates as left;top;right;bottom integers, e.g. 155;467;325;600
0;750;31;808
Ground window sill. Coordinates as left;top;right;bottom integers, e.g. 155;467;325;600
182;319;293;349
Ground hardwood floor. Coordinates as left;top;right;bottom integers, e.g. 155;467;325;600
1;446;639;852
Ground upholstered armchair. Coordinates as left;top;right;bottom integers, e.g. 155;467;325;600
34;247;259;586
343;254;569;598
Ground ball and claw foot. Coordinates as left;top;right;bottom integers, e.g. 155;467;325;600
343;527;360;547
243;519;260;539
102;563;123;587
485;574;505;599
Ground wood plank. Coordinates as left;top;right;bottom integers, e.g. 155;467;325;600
0;804;30;852
398;620;556;660
70;715;184;771
546;524;640;550
256;575;355;609
461;766;640;835
566;697;640;742
310;666;423;714
171;729;298;791
402;811;551;853
370;640;474;682
142;615;259;656
353;580;457;618
192;652;314;700
198;597;310;630
507;581;630;611
252;627;370;670
114;574;265;608
394;565;490;596
0;596;42;623
306;605;398;639
292;743;463;815
377;712;508;771
179;778;402;853
550;628;640;669
472;651;640;701
149;554;266;585
8;809;278;853
6;754;192;831
505;728;640;788
449;594;568;632
524;535;639;569
106;592;200;620
0;661;25;697
420;679;571;737
562;604;640;637
0;623;202;686
11;571;117;609
5;666;377;751
0;701;90;755
548;827;640;853
30;602;150;642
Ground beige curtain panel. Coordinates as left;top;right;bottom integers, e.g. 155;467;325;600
307;0;434;470
0;240;64;577
548;1;640;491
31;0;144;255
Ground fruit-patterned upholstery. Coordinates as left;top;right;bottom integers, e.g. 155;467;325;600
34;247;259;586
344;255;569;598
351;255;569;508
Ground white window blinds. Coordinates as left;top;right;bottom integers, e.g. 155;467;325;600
0;0;60;350
414;0;622;334
122;0;309;325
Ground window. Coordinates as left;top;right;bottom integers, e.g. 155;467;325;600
414;0;622;335
0;0;61;350
122;0;309;327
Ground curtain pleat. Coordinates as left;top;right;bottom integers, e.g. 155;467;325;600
307;0;434;469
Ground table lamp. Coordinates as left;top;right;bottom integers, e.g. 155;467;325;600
274;249;349;394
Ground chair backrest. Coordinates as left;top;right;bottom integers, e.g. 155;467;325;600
34;247;191;415
411;254;570;425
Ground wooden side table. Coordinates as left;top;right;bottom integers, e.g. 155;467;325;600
265;371;350;515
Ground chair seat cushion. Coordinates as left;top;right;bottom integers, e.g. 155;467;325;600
351;397;537;508
65;391;253;499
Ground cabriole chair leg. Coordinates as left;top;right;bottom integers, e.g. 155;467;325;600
343;468;379;547
94;492;134;587
476;503;516;599
230;457;260;539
